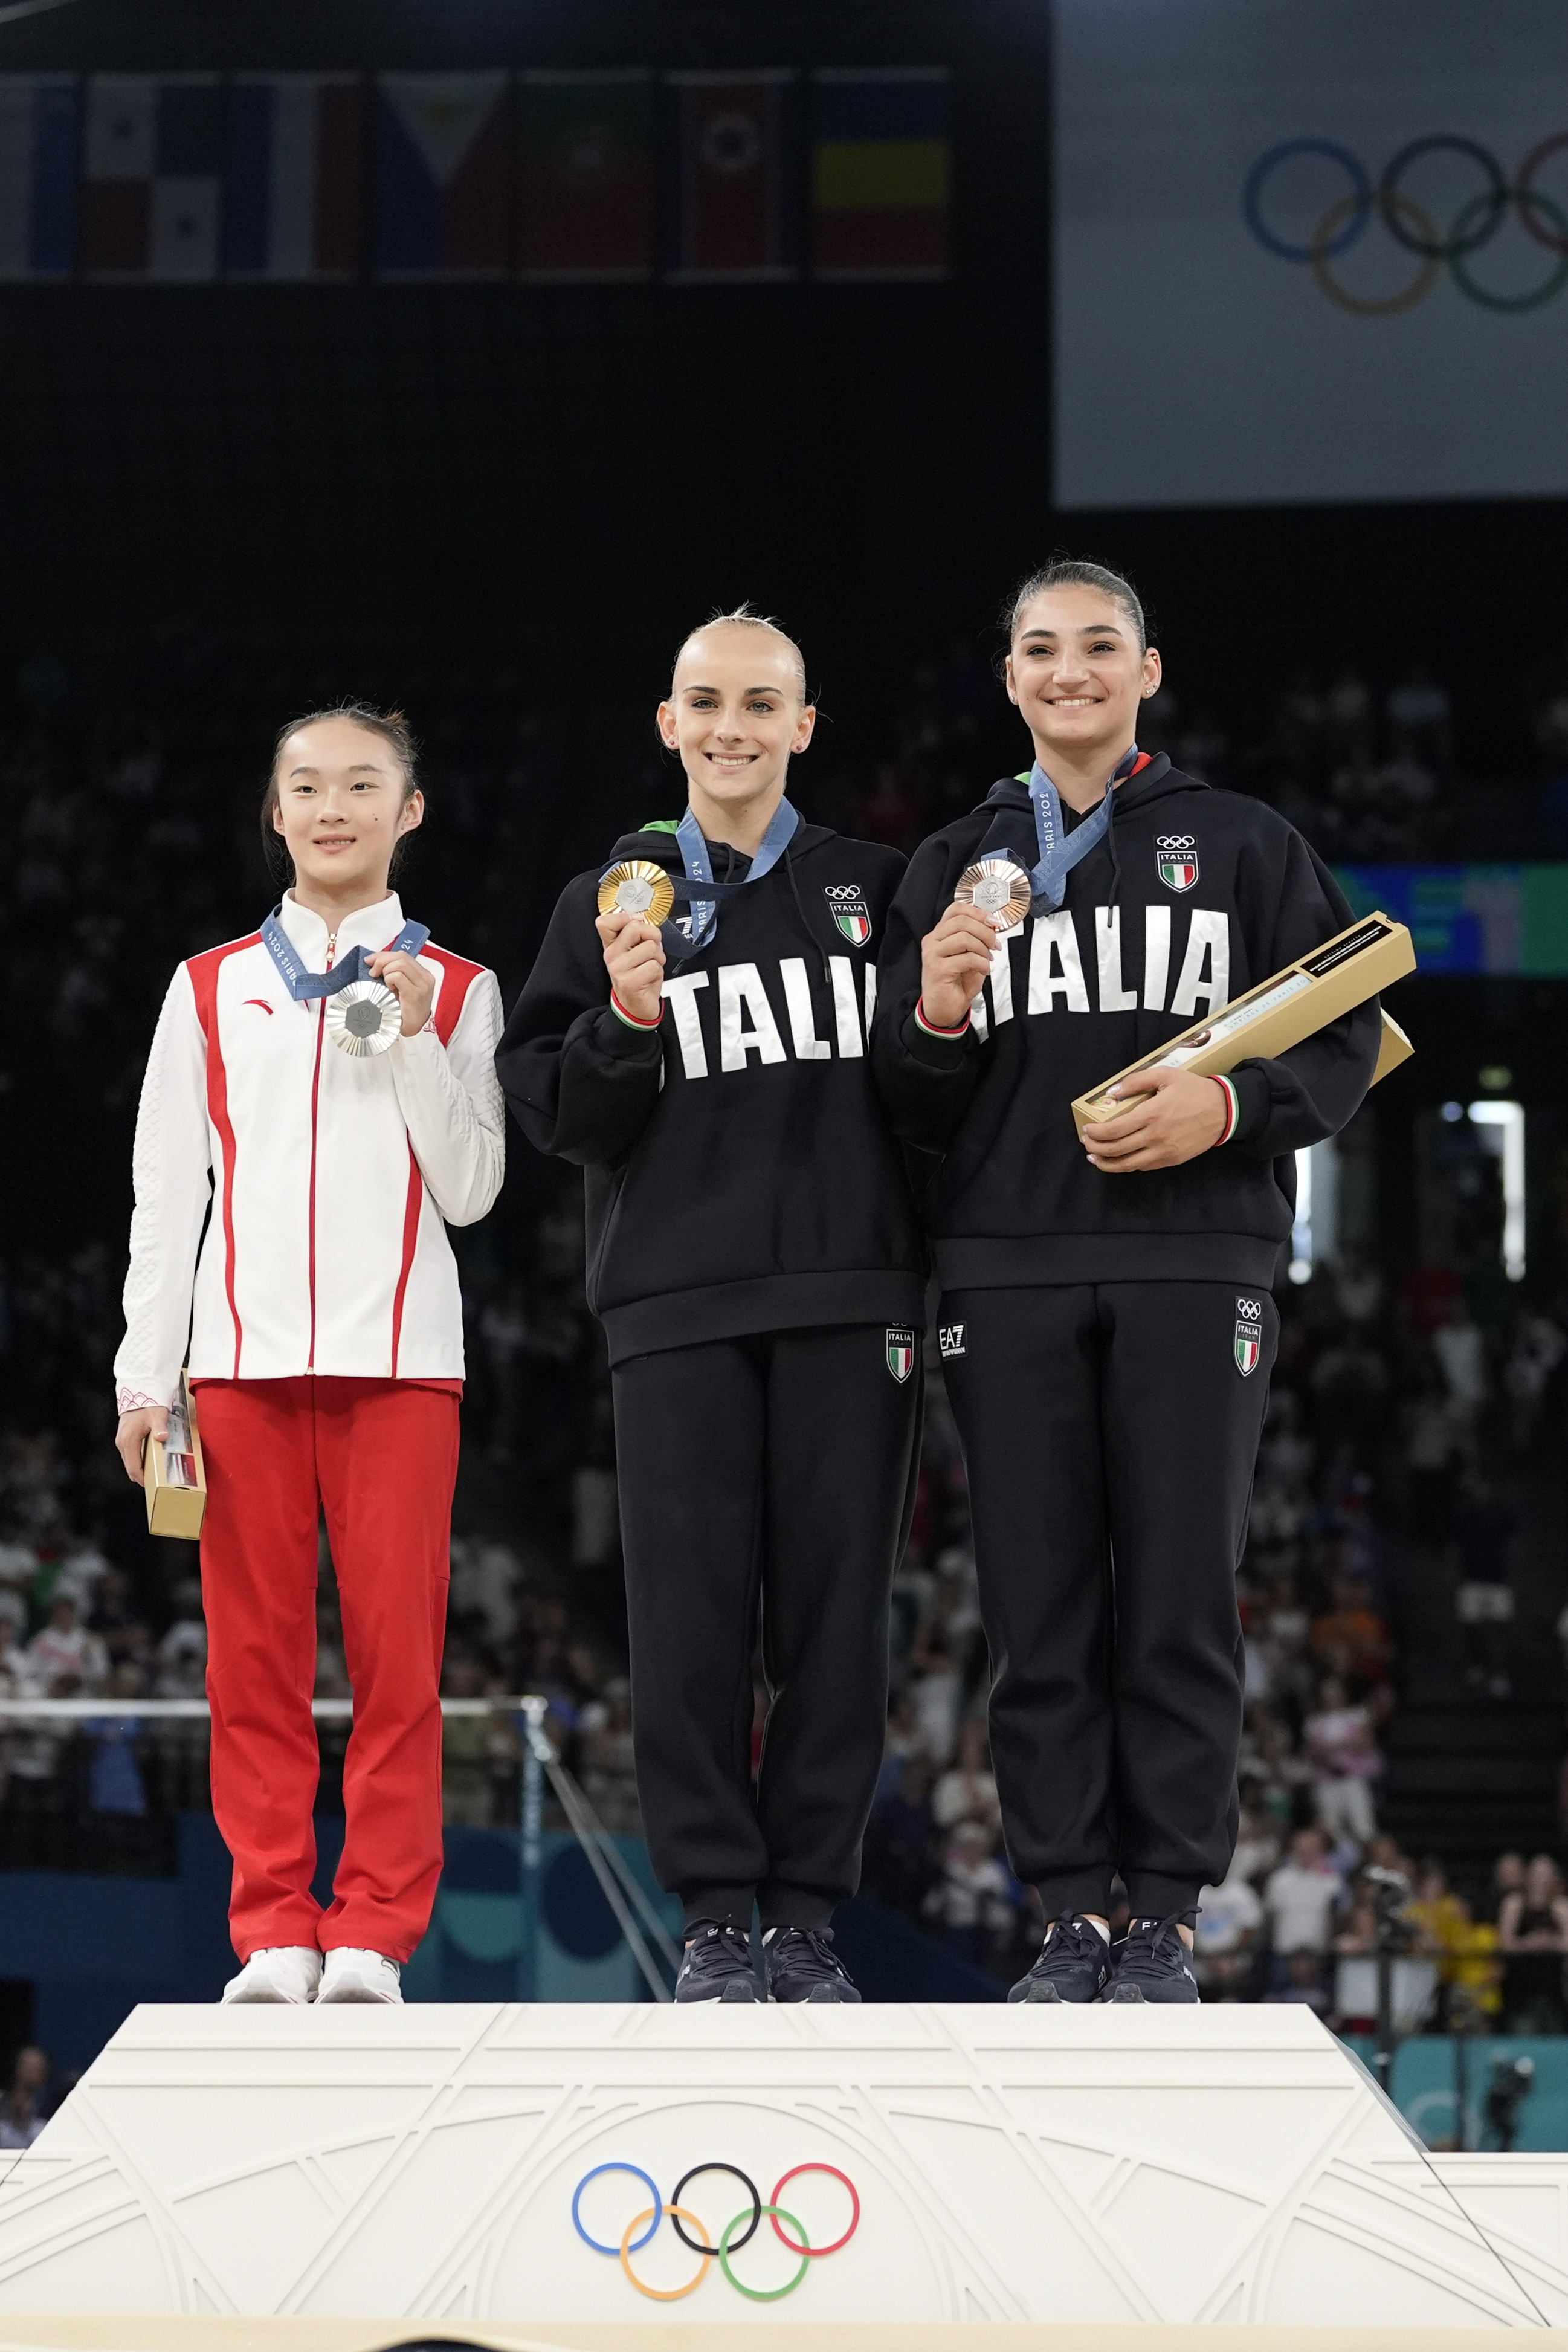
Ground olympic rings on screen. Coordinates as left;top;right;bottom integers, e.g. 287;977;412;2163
572;2157;860;2301
1243;133;1568;309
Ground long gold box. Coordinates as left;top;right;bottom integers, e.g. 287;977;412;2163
143;1373;207;1540
1071;912;1416;1140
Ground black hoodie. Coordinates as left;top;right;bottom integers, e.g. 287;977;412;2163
871;755;1382;1291
497;816;926;1364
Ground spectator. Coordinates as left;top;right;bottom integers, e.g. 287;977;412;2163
1453;1475;1517;1699
1309;1577;1393;1686
1303;1676;1382;1847
1497;1855;1568;2034
27;1595;108;1693
921;1820;1018;1968
578;1679;639;1835
931;1716;1001;1835
865;1756;939;1919
82;1662;149;1820
0;2047;50;2150
1265;1828;1340;1971
1193;1865;1263;1998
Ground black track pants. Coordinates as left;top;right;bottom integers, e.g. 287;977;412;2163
940;1281;1277;1920
613;1324;923;1931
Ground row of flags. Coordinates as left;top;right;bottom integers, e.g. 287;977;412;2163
0;68;950;283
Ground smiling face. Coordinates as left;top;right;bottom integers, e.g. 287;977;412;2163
1005;584;1161;774
271;716;424;906
656;624;815;829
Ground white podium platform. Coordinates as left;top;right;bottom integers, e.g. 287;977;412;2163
0;2002;1562;2333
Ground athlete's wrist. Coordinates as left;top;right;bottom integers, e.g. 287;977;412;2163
610;990;663;1032
915;995;971;1039
1208;1074;1238;1146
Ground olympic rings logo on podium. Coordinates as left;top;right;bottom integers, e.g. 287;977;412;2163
572;2158;860;2301
1242;134;1568;312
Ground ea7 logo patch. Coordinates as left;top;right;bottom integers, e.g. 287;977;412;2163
825;884;871;946
1157;834;1199;892
886;1327;916;1383
1234;1295;1263;1376
938;1323;966;1360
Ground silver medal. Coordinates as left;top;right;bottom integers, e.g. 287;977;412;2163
324;980;401;1057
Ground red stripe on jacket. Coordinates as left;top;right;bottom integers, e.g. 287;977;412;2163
387;944;481;1380
186;934;261;1378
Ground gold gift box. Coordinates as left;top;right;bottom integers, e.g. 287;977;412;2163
144;1374;208;1541
1071;913;1416;1142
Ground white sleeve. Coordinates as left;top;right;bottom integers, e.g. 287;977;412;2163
113;964;213;1412
389;966;506;1227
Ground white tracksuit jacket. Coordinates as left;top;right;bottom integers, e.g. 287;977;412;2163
114;892;505;1410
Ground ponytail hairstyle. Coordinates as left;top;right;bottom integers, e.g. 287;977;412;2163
669;603;810;701
1006;558;1149;654
260;701;421;885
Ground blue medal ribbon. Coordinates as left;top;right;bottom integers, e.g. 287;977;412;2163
1025;745;1143;913
671;798;801;952
260;906;430;1001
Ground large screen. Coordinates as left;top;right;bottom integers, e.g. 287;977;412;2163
1053;0;1568;508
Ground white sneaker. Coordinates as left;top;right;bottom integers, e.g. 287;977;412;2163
318;1947;403;2005
221;1947;322;2005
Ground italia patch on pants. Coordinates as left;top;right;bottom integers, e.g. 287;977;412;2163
886;1327;915;1383
1234;1296;1263;1375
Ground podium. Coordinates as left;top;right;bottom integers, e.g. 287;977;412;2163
0;2001;1563;2333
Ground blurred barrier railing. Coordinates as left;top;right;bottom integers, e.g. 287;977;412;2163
0;1695;679;2003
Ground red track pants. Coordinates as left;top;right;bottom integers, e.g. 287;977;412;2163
195;1377;458;1963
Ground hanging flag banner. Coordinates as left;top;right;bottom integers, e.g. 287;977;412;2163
668;69;799;282
374;70;509;278
0;74;78;280
79;73;222;279
518;69;654;280
810;68;950;280
223;74;365;280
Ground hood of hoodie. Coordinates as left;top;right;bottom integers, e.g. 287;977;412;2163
975;750;1199;827
605;815;834;871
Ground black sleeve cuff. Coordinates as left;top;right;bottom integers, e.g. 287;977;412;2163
1228;1063;1272;1146
900;1010;973;1074
594;1006;665;1062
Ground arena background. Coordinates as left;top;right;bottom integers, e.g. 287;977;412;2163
1;0;1566;2153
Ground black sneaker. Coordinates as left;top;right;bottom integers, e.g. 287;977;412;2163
1007;1916;1111;2004
675;1922;761;2002
763;1926;862;2003
1100;1914;1200;2003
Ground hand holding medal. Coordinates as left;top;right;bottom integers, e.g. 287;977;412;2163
918;870;1015;1033
596;862;669;1027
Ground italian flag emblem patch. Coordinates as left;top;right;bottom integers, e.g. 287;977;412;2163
1156;835;1199;892
825;884;872;946
886;1328;915;1383
1234;1297;1263;1376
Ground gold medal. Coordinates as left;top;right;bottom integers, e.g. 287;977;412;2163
597;860;674;926
954;856;1031;932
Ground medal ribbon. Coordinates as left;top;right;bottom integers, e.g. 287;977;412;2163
1025;745;1143;913
673;798;801;952
260;906;430;1001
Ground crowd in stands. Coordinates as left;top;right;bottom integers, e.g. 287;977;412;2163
1;630;1565;2043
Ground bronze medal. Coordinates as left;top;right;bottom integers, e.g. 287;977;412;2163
597;860;674;926
954;856;1031;932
